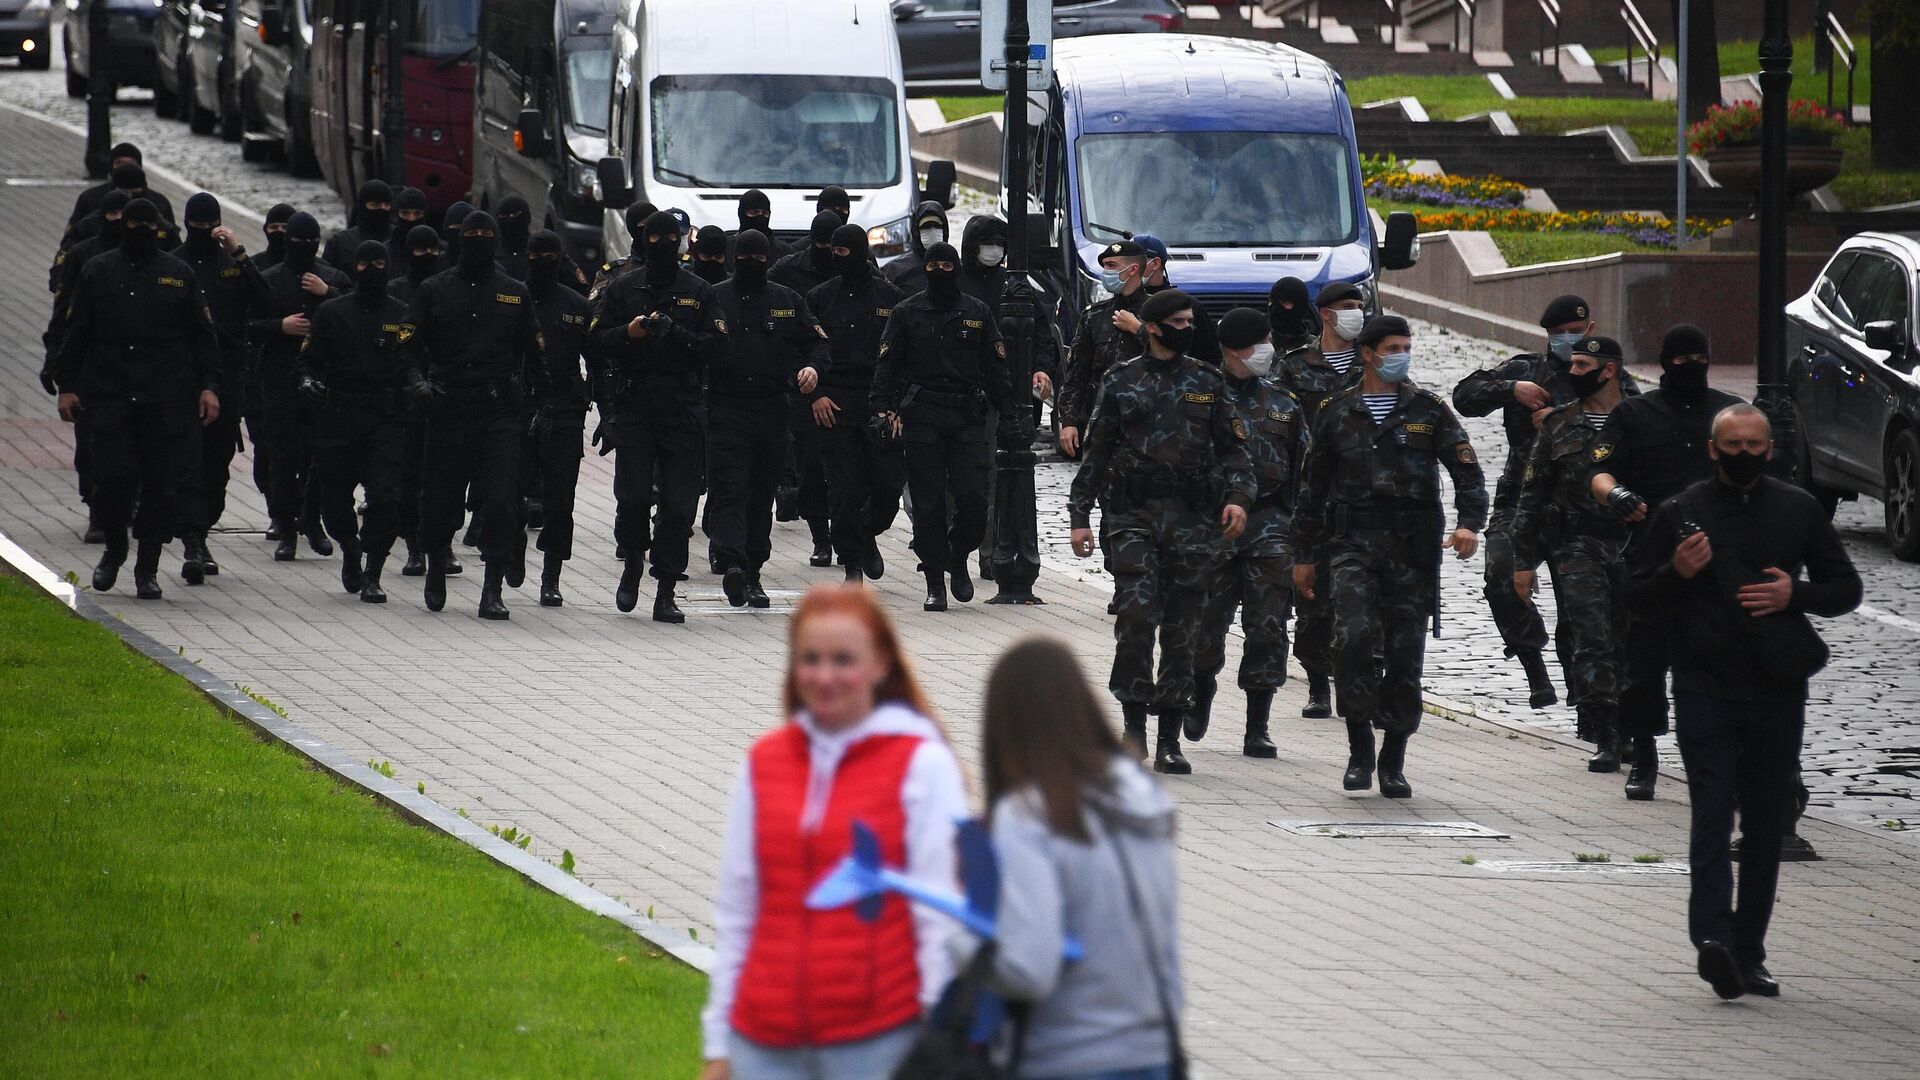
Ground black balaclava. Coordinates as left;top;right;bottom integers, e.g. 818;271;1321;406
528;229;565;296
263;202;294;261
395;187;429;228
961;215;1007;275
496;195;531;251
1266;276;1315;345
355;180;394;240
641;210;684;284
458;210;499;279
818;186;852;223
96;190;132;250
1659;322;1712;400
910;200;947;258
808;210;841;274
691;225;730;284
352;240;389;301
441;200;474;262
121;199;162;259
830;223;871;284
624;200;657;244
405;224;442;282
738;189;773;240
923;241;960;305
111;161;147;198
731;229;770;292
284;212;322;272
109;142;142;166
183;192;221;255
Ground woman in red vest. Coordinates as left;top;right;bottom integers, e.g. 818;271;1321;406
701;583;968;1080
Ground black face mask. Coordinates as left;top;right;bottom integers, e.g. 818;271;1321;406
359;207;392;239
459;235;497;276
925;267;959;304
732;257;768;291
1152;321;1195;357
121;224;159;259
184;224;220;253
410;251;441;281
644;235;681;274
693;259;728;285
499;216;530;249
100;218;125;250
740;212;771;236
1566;366;1610;400
284;238;319;272
834;250;869;282
263;229;286;260
1661;362;1709;399
1717;449;1768;486
809;243;834;272
528;257;561;292
354;263;389;300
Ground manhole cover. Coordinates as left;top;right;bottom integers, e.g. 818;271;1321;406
1268;820;1511;839
1480;860;1689;875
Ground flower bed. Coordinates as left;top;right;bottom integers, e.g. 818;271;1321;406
1687;98;1849;154
1365;170;1528;209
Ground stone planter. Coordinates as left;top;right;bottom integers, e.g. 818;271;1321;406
1704;144;1845;199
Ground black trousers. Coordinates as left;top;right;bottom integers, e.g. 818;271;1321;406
1618;612;1673;741
419;396;523;565
396;419;427;550
258;389;314;528
818;414;905;566
708;394;787;571
180;401;243;535
313;410;406;562
87;398;199;547
901;402;989;573
1674;692;1804;964
782;396;831;540
531;410;585;562
73;405;95;505
610;401;704;581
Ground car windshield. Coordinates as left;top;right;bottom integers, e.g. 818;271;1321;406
406;0;479;59
1075;131;1356;247
564;47;612;133
650;74;899;188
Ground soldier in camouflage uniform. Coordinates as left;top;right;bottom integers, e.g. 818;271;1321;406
1273;280;1366;719
1292;316;1487;799
1057;239;1152;459
1189;309;1307;759
1512;336;1632;772
1068;289;1255;776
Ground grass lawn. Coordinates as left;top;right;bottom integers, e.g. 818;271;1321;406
1584;35;1873;105
0;573;705;1077
1487;230;1658;266
937;94;1002;122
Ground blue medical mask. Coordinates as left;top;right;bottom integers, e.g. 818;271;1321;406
1377;351;1411;383
1099;269;1125;293
1549;332;1582;360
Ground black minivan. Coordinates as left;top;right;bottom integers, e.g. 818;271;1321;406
232;0;319;174
472;0;617;266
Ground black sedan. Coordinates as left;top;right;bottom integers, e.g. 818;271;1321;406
893;0;1183;93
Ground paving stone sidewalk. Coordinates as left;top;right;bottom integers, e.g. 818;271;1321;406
3;106;1917;1078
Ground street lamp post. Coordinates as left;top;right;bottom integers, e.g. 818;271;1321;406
83;0;114;177
1754;0;1790;439
988;0;1044;604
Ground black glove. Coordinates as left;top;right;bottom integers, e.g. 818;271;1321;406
591;418;613;456
1606;486;1647;520
38;364;57;396
297;374;328;402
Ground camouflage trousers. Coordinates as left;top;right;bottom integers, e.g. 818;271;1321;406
1196;552;1293;691
1329;534;1432;737
1482;503;1550;655
1543;537;1628;718
1292;566;1333;679
1107;526;1220;714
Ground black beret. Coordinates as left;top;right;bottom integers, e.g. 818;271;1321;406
1660;323;1711;362
1315;281;1364;307
123;198;160;225
1539;294;1591;328
732;229;770;259
1139;289;1196;324
529;229;565;257
1100;239;1145;259
1356;314;1412;350
353;240;388;265
923;241;959;265
1218;307;1271;350
1573;335;1624;362
1268;276;1310;308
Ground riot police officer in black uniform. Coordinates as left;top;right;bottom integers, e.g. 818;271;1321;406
388;224;447;578
525;230;594;608
251;211;348;560
322;179;394;269
881;201;949;298
772;208;849;562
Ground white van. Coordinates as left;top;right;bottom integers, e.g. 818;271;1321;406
594;0;951;263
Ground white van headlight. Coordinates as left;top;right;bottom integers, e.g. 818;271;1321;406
868;217;909;259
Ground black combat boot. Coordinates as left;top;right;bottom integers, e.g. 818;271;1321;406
1582;705;1620;773
653;580;685;624
809;521;833;567
615;560;643;613
1342;716;1376;791
1518;649;1558;709
844;562;864;585
133;540;163;600
424;549;448;612
539;553;564;607
1302;672;1333;718
1183;675;1217;742
477;562;509;620
1120;703;1149;759
1153;714;1191;775
775;485;798;522
194;534;219;577
360;552;387;603
263;519;285;542
401;541;427;577
1243;689;1278;758
1624;737;1658;801
864;545;885;580
922;570;947;612
722;564;748;607
745;570;771;609
92;536;128;592
522;498;544;531
1377;731;1412;799
84;505;106;545
272;520;297;561
949;559;973;603
340;542;365;594
305;523;334;557
442;547;463;576
179;533;207;585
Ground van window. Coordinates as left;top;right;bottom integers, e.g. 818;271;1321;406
407;0;479;58
1075;131;1355;247
650;74;900;189
565;46;612;133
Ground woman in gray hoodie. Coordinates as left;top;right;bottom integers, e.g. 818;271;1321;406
982;638;1184;1080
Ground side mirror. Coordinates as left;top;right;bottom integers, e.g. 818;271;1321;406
1024;212;1056;264
258;2;287;45
595;156;630;209
1864;319;1909;360
921;159;956;210
513;108;549;157
1379;211;1418;271
893;0;926;21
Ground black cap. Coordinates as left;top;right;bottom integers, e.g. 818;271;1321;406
1660;323;1710;363
1269;276;1310;309
1356;314;1412;350
1316;281;1364;307
184;192;221;224
693;225;728;256
1218;307;1271;350
529;229;565;257
462;210;498;234
353;240;388;266
1573;335;1624;362
732;229;770;259
1099;239;1145;259
265;202;296;226
287;211;321;241
110;162;146;190
406;224;442;252
1539;294;1590;328
913;202;946;230
811;210;843;242
357;179;392;205
123;198;160;225
1139;289;1195;324
924;241;958;265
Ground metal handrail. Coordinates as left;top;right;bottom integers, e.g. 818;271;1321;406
1825;11;1856;124
1536;0;1560;68
1451;0;1475;56
1382;0;1398;50
1619;0;1659;99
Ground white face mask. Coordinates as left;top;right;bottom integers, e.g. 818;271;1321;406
1243;342;1276;377
977;244;1006;268
1333;308;1365;341
918;228;944;249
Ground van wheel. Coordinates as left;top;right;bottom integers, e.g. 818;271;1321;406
154;76;177;118
1792;431;1840;519
1885;430;1920;561
285;115;321;178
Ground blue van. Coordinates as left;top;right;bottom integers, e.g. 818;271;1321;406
1009;34;1416;332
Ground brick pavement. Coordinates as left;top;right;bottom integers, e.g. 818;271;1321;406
3;104;1918;1077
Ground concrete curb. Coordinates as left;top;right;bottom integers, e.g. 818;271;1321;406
0;529;716;975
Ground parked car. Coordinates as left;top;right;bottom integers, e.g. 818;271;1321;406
152;0;190;115
473;0;618;265
892;0;1183;93
1786;230;1920;558
63;0;159;97
183;0;245;138
232;0;318;174
0;0;53;70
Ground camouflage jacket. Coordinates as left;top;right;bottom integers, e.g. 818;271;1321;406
1057;289;1145;431
1454;349;1643;507
1223;370;1307;557
1291;381;1489;564
1067;350;1256;553
1512;403;1627;569
1275;341;1361;421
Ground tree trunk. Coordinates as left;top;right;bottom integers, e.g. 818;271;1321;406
1672;0;1723;124
1870;8;1920;169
